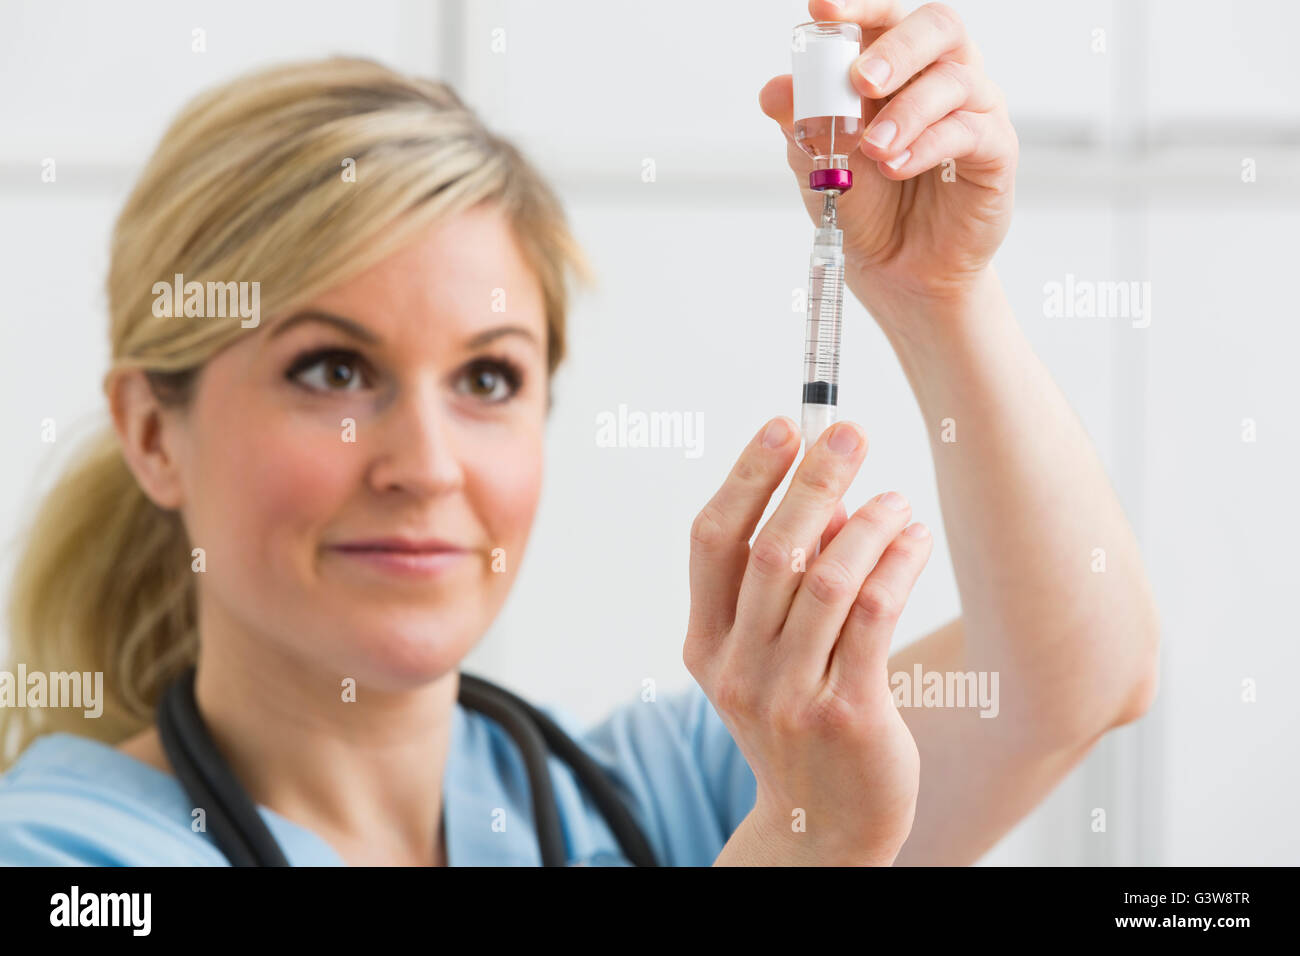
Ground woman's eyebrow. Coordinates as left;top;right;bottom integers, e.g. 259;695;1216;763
465;326;541;351
267;311;539;351
267;310;380;344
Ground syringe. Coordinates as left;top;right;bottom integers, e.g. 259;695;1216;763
801;189;847;560
801;190;845;451
789;18;863;559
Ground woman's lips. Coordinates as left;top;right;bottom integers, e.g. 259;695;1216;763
327;541;472;578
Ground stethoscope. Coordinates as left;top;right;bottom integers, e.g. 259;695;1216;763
156;665;659;866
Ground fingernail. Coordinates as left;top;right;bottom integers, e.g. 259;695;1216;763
903;522;929;537
879;491;909;511
825;0;846;8
884;149;911;171
859;57;891;88
865;118;897;148
828;424;861;456
762;418;791;448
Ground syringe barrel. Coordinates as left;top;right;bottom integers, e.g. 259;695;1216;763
802;224;844;446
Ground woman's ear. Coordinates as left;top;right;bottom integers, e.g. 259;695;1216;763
106;368;187;510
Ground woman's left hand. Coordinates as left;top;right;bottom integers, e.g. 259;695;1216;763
761;0;1018;321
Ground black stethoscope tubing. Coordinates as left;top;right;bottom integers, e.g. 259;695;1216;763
156;665;659;866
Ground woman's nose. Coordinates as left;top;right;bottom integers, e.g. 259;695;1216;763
365;382;464;498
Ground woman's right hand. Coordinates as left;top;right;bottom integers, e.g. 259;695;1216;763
685;416;931;865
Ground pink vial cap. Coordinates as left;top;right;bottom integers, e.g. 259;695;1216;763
809;168;852;192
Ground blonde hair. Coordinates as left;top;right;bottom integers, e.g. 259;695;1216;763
1;56;592;769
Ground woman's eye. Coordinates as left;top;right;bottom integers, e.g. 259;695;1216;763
457;358;522;403
286;350;370;392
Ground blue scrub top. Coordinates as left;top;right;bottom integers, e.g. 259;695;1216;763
0;681;758;866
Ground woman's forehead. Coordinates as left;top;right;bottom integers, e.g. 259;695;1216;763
293;208;546;346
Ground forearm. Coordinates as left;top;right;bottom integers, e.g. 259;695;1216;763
861;266;1160;745
714;806;901;867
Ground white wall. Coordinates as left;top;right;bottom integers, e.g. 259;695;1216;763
1;0;1296;865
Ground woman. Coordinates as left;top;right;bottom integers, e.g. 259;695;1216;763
0;1;1159;867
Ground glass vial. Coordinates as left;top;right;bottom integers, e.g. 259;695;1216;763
791;21;863;188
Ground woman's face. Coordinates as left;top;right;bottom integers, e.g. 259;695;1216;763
165;203;549;690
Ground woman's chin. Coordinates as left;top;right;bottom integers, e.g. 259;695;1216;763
295;597;489;691
341;624;478;691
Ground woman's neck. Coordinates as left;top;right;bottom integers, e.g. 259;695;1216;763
121;600;459;866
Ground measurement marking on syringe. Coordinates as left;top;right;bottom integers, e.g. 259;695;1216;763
803;214;847;435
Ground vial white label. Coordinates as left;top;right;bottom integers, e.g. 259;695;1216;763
792;33;861;122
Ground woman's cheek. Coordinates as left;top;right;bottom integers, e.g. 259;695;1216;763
200;414;351;589
469;431;544;574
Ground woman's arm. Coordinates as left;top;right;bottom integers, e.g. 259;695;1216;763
875;266;1161;865
715;802;901;866
752;0;1161;865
